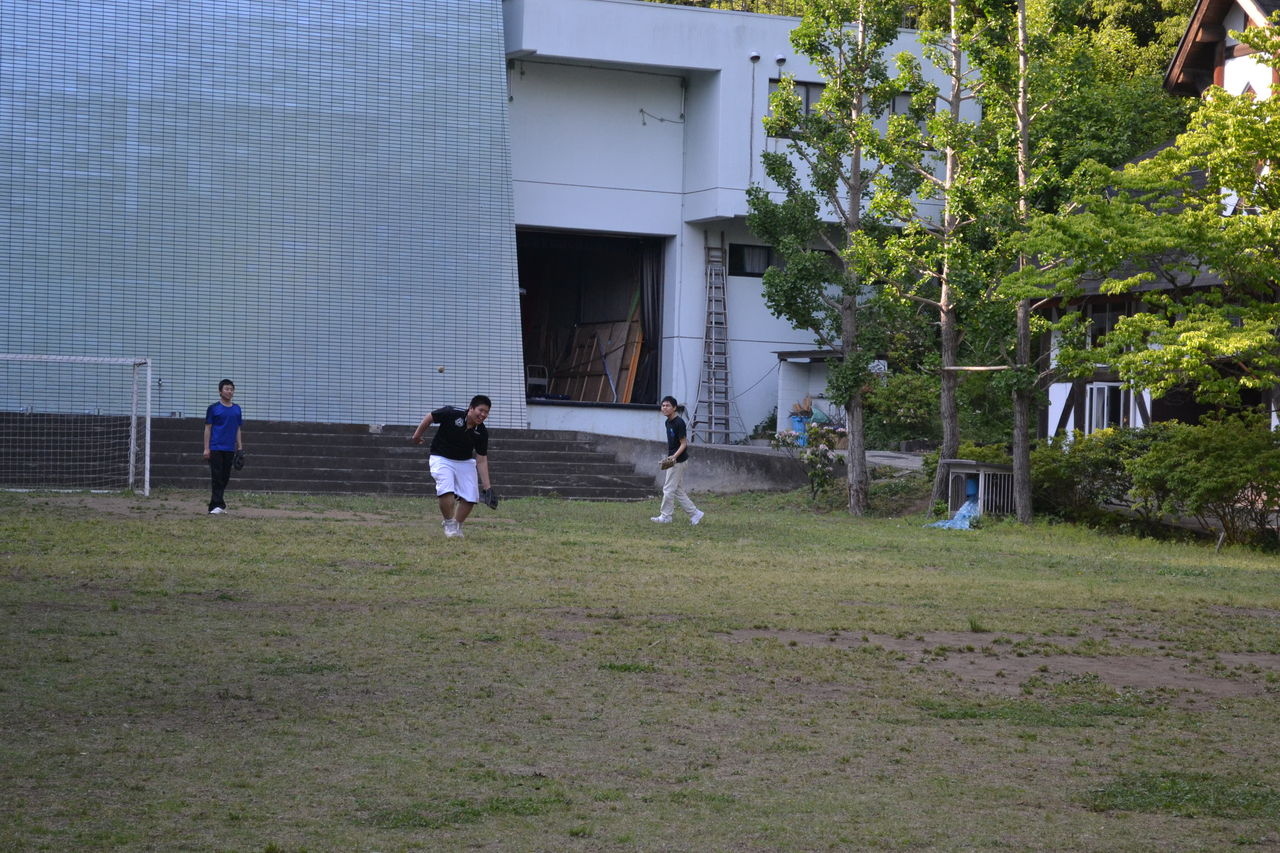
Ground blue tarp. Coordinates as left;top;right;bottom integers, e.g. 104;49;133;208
928;498;980;529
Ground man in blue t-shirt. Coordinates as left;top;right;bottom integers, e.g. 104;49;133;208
203;379;244;514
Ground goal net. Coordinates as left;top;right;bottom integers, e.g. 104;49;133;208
0;355;152;495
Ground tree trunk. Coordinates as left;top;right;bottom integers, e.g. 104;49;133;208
841;292;869;515
931;300;961;506
1011;0;1034;523
841;32;869;517
1012;300;1034;522
845;393;869;515
930;0;964;508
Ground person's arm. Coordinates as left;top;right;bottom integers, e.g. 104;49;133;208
411;412;435;444
236;426;243;452
203;424;212;460
476;454;491;491
666;436;688;465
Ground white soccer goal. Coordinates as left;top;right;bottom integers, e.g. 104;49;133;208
0;354;152;495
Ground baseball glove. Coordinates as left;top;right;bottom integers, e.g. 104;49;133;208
233;449;246;470
479;487;499;510
659;456;675;470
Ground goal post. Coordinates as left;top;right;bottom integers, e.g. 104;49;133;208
0;354;152;495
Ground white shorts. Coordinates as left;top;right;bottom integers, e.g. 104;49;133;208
429;455;479;504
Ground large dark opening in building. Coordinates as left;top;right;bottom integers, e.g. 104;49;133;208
517;230;662;405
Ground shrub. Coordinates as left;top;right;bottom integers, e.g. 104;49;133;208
922;441;1012;483
750;406;778;439
1029;427;1157;523
864;372;940;449
868;471;931;517
1127;410;1280;548
772;421;847;501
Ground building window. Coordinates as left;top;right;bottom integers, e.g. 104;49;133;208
769;79;825;114
891;91;933;137
729;244;777;277
767;79;825;138
1087;383;1123;432
1087;302;1124;348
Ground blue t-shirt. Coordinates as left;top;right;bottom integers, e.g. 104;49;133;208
205;402;243;451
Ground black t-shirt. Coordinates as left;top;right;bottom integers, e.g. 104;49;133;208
428;406;488;461
664;415;689;463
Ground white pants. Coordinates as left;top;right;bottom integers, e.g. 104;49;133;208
660;460;698;518
429;455;479;504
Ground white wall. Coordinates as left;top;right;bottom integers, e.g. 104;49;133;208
507;60;686;232
1224;54;1274;98
3;0;528;428
776;360;838;433
1223;5;1274;98
529;402;664;441
503;0;971;439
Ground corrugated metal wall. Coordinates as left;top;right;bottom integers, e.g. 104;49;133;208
0;0;527;428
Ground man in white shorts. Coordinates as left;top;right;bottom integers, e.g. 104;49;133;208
411;394;492;538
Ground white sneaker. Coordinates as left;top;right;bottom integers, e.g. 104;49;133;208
690;510;704;526
650;515;672;523
209;507;225;515
443;519;464;538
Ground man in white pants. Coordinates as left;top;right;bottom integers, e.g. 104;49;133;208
651;395;704;526
411;394;492;538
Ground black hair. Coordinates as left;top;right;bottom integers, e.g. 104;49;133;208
469;394;492;409
219;379;235;390
661;395;678;408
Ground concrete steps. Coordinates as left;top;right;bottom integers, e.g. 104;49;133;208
149;419;656;501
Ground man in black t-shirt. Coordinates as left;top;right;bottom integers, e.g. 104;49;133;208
411;394;492;539
651;395;703;526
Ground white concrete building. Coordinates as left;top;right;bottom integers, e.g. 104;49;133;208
503;0;950;441
2;0;963;445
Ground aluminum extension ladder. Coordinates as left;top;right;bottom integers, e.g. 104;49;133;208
695;246;733;444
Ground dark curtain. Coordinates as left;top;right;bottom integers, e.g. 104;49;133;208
633;238;663;404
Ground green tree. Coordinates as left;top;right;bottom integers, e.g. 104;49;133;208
747;0;909;515
953;0;1193;521
1010;17;1280;413
874;0;1027;505
1127;411;1280;547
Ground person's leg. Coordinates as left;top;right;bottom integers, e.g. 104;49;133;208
451;460;479;535
208;456;220;511
209;451;232;511
652;466;677;521
429;456;463;536
671;462;699;518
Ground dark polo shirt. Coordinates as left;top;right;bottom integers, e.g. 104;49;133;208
428;406;488;461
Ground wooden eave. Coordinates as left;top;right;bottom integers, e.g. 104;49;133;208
1164;0;1277;95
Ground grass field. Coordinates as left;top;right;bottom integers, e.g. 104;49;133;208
2;488;1279;852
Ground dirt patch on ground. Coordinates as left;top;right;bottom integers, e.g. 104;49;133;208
725;628;1280;707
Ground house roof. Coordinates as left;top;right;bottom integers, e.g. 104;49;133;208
1165;0;1278;95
